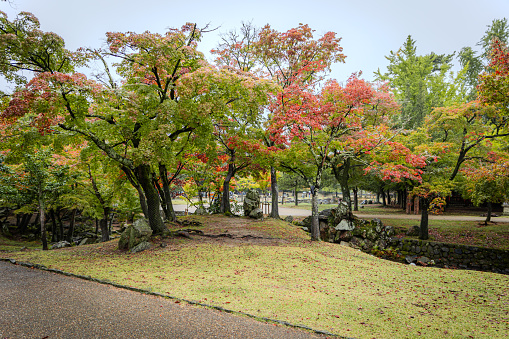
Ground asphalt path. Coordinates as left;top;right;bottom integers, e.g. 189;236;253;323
0;262;326;339
173;204;509;222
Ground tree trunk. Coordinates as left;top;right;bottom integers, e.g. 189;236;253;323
95;218;99;235
18;213;31;234
221;163;235;215
419;197;429;240
100;207;110;242
136;164;166;234
56;209;64;240
353;187;359;211
310;191;320;241
332;158;352;212
39;189;48;251
485;201;492;225
294;184;298;206
159;164;176;222
50;209;58;242
381;190;387;207
66;209;77;243
270;166;280;219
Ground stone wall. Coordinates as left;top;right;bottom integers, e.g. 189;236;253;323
389;238;509;274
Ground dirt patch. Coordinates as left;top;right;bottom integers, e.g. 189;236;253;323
153;215;306;249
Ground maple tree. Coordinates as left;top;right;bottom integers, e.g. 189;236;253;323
461;151;509;224
478;39;509;116
0;12;275;233
404;100;509;239
269;75;421;240
214;23;345;218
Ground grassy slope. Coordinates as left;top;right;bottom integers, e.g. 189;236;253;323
1;217;508;338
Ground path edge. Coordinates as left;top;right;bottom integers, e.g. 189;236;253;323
1;257;354;339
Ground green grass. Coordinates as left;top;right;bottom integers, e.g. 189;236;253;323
1;216;508;338
378;218;509;250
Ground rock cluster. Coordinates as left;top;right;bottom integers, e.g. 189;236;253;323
299;204;394;252
118;218;152;251
243;189;263;219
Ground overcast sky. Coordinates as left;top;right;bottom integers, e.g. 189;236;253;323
1;0;508;83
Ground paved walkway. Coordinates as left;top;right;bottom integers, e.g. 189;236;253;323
0;262;325;339
173;204;509;222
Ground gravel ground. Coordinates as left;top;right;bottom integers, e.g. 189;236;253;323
0;262;328;339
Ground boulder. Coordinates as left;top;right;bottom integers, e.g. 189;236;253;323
284;216;294;223
248;207;263;219
51;241;71;250
417;256;431;266
129;241;151;254
1;224;11;237
243;189;260;217
118;218;153;250
335;219;354;231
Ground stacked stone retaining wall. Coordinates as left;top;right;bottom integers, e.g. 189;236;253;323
389;238;509;274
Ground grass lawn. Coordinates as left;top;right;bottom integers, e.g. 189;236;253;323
1;215;508;338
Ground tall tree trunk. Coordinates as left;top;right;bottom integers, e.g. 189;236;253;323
136;164;166;234
310;190;320;241
485;201;492;225
294;183;298;206
381;190;387;207
66;209;77;243
419;197;429;240
100;207;110;242
56;209;64;240
221;163;235;215
50;209;58;242
387;190;391;205
121;166;149;218
333;158;351;211
39;188;48;251
159;164;176;222
353;187;359;212
18;213;31;234
270;166;280;219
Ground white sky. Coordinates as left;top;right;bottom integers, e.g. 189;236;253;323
1;0;508;83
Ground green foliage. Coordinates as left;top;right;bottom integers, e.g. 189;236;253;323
375;35;467;128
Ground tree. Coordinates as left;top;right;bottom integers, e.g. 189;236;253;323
407;101;509;239
478;39;509;116
214;23;345;219
478;18;509;60
0;13;274;234
461;152;509;224
269;75;420;240
375;35;466;128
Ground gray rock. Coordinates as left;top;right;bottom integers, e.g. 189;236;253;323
129;241;151;254
51;241;71;250
243;189;260;216
301;227;309;232
335;219;355;231
417;256;431;266
405;255;418;264
339;241;350;247
284;216;294;223
319;209;333;219
118;218;153;250
301;216;311;227
248;207;263;219
1;224;11;236
79;238;94;246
